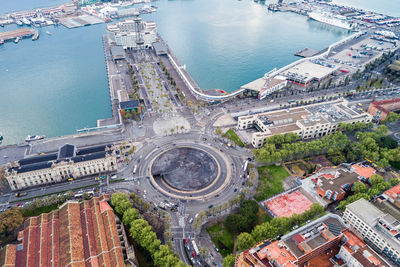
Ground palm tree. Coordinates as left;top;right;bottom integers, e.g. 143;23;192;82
164;129;168;136
180;125;185;133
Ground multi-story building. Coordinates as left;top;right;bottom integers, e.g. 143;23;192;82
343;198;400;265
236;214;348;267
5;144;117;191
337;229;390;267
107;19;157;49
315;168;361;202
237;100;373;148
368;98;400;122
0;195;134;267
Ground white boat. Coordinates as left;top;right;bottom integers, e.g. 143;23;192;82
308;11;354;30
14;37;20;43
16;20;23;26
22;18;31;25
46;30;52;35
25;135;45;142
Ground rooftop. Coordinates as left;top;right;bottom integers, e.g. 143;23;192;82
282;214;347;259
352;164;376;179
263;189;314;218
283;60;339;83
120;100;140;110
317;168;360;196
346;198;384;226
384;183;400;201
0;196;125;267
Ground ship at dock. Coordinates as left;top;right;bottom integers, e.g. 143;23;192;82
308;11;354;30
25;135;45;142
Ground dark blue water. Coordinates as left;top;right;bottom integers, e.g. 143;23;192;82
0;0;357;145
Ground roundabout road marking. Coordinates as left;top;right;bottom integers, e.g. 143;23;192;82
147;144;233;200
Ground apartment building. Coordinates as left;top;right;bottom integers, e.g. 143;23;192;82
343;198;400;265
235;214;347;267
237;100;373;148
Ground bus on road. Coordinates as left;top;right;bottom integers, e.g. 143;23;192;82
133;165;137;174
192;240;200;255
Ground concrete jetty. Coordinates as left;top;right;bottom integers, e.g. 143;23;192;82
0;28;35;42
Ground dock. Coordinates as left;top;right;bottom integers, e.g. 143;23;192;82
0;28;35;42
295;48;319;58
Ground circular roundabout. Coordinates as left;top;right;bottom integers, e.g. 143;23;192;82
147;143;232;200
151;147;219;191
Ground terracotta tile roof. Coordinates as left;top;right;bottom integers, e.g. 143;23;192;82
0;196;124;267
384;184;400;201
352;164;376;179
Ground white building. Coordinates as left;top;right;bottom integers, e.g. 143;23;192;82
238;100;373;148
5;144;117;191
107;19;157;49
343;198;400;265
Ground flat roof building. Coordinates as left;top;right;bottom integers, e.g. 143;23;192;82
110;45;125;61
0;195;131;267
241;75;288;100
238;100;373;148
283;60;339;87
343;198;400;265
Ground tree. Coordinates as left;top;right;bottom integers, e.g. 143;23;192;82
111;192;132;216
370;174;384;185
122;208;139;225
0;208;24;235
215;126;222;135
239;200;259;224
237;232;255;251
223;254;236;267
225;214;250;234
352;181;367;193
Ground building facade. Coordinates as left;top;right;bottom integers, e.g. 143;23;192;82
343;198;400;265
238;100;373;148
0;195;133;267
368;98;400;122
5;144;117;191
107;19;157;49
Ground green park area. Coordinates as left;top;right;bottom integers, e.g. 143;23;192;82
223;129;244;147
206;222;235;257
254;165;289;201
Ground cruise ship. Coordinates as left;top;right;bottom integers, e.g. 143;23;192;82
308;11;354;30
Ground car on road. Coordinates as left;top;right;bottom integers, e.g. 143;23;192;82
68;178;74;181
234;188;238;192
15;192;27;197
191;251;196;258
17;203;23;207
188;218;193;224
185;238;189;243
208;205;213;209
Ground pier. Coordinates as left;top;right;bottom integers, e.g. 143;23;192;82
295;48;319;58
0;28;35;42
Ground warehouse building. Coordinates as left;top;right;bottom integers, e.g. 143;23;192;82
5;144;117;191
0;195;134;266
238;100;373;148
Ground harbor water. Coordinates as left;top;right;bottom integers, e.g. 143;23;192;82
332;0;400;17
0;0;388;145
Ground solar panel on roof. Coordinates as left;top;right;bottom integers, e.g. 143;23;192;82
326;222;342;236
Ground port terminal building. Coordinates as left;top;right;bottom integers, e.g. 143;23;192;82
107;19;157;49
5;144;117;191
237;100;373;148
0;195;133;266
